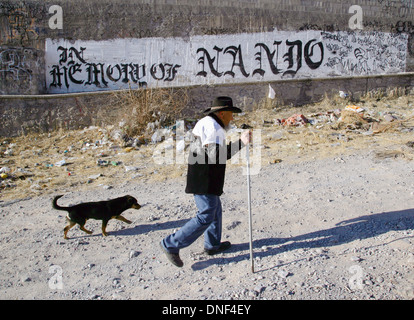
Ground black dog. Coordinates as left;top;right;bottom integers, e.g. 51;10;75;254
53;195;141;239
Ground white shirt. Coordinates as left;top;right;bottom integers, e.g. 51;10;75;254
192;116;226;147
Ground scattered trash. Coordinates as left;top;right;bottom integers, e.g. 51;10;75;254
0;167;11;174
151;129;172;144
97;159;121;167
383;113;397;122
124;165;139;172
345;105;364;113
86;174;102;183
268;84;276;99
55;160;67;167
339;90;349;99
4;147;14;156
97;159;109;167
276;114;309;126
329;133;350;142
308;110;341;125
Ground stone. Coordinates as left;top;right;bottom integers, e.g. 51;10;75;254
129;250;140;259
278;270;290;278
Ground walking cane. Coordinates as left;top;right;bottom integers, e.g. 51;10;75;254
246;142;254;273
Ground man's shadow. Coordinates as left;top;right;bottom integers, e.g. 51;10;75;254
191;208;414;271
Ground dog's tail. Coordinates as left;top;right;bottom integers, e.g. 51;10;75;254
52;195;67;211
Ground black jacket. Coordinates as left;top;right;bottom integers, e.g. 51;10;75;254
185;114;244;196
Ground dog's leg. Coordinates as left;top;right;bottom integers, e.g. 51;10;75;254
101;220;109;237
64;220;76;239
79;224;93;235
115;215;132;224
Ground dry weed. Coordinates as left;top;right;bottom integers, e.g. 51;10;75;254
336;109;368;129
112;87;189;138
372;115;414;134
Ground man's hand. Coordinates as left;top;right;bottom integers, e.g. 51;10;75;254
241;130;252;145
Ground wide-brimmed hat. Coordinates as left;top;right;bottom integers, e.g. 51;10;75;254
203;96;242;114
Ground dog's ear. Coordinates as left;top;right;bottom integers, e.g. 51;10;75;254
126;195;136;203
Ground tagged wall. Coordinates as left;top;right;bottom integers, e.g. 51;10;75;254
45;31;408;93
1;0;414;136
0;1;45;95
0;47;42;94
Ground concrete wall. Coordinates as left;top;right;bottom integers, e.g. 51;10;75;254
43;31;408;93
1;0;414;136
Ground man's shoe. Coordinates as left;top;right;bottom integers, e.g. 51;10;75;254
160;242;183;267
204;241;231;256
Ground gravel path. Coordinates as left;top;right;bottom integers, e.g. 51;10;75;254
1;150;413;300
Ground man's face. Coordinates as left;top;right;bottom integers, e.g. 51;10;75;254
218;111;234;128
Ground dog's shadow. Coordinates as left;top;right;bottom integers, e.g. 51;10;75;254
111;218;191;237
66;218;190;240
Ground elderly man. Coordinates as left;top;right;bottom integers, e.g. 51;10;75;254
160;96;251;267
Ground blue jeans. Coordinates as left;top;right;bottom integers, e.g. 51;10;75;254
161;194;222;253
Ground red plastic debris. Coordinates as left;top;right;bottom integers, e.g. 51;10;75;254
276;114;310;126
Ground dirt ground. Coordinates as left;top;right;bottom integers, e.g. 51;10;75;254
0;92;413;300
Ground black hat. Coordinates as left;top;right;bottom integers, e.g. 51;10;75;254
203;96;242;114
